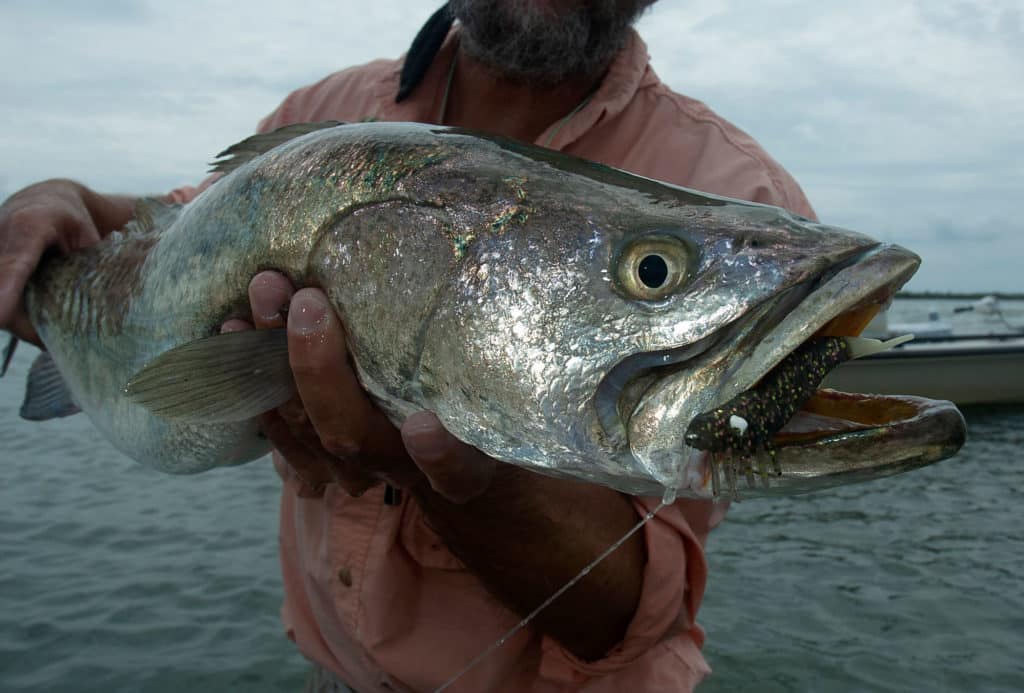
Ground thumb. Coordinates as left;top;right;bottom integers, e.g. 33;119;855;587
401;411;495;503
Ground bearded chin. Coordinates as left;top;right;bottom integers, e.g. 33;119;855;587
450;0;652;86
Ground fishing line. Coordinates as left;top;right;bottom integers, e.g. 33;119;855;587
434;486;678;692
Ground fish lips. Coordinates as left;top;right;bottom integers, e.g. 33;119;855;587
618;242;965;496
756;390;967;496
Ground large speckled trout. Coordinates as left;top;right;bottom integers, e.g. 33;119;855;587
13;122;965;497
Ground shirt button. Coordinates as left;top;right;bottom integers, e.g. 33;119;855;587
337;567;353;587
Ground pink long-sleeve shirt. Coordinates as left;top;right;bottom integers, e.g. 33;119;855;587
173;28;814;693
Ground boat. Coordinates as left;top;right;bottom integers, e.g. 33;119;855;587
823;296;1024;405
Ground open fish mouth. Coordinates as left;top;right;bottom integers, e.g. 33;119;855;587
680;343;966;499
606;243;967;497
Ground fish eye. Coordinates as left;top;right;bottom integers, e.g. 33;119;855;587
638;254;668;288
617;236;690;301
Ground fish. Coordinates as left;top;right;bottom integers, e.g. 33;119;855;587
12;121;966;498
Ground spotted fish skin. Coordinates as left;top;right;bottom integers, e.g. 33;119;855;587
684;337;850;454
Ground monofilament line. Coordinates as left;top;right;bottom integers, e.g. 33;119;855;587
433;489;677;692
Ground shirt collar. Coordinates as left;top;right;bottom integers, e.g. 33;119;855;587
373;31;461;124
539;28;653;150
373;27;653;149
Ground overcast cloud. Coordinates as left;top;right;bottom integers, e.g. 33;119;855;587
1;0;1021;291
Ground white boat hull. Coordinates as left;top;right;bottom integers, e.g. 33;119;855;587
824;336;1024;405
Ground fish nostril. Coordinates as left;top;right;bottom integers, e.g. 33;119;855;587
733;235;763;253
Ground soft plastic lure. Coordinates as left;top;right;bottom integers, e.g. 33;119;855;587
684;334;912;495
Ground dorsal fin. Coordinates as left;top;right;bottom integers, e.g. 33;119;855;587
123;197;184;235
208;121;347;175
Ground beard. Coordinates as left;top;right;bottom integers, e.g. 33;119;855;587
449;0;656;86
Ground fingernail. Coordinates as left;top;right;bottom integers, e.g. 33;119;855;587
402;413;452;463
251;278;292;323
220;319;251;333
290;294;327;334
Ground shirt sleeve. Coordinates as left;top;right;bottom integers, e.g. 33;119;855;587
536;497;712;688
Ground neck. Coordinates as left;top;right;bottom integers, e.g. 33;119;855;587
443;49;599;144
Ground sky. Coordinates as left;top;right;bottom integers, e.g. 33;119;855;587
0;0;1021;292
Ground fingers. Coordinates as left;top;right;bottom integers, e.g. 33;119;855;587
287;290;382;457
402;411;496;504
260;409;373;498
248;274;389;496
0;255;42;334
225;283;365;497
0;214;54;330
0;225;54;344
259;410;331;497
286;289;366;456
227;273;498;505
7;310;41;346
275;393;347;466
220;318;252;333
243;274;422;497
248;271;294;329
286;288;416;487
0;185;102;343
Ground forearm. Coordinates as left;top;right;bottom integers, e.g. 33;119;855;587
412;464;646;661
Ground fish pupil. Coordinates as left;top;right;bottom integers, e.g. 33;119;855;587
637;254;668;288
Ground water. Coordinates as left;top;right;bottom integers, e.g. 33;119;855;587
700;404;1024;692
1;300;1022;692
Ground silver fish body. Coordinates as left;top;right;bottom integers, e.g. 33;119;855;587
22;122;965;497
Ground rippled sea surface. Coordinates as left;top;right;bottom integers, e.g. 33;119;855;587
1;300;1022;692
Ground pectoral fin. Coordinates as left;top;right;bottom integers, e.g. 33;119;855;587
125;328;294;423
20;352;81;421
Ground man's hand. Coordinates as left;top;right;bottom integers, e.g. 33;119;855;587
231;270;496;500
0;180;137;344
238;271;646;660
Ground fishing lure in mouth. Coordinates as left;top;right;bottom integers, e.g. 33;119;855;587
684;334;913;497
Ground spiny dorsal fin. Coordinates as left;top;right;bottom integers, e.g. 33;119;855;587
20;351;81;421
124;197;184;235
208;121;347;175
124;328;295;423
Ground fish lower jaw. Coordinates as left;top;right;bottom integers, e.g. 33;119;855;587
695;390;966;499
777;389;918;444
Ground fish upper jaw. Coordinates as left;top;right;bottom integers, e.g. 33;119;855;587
622;243;925;494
